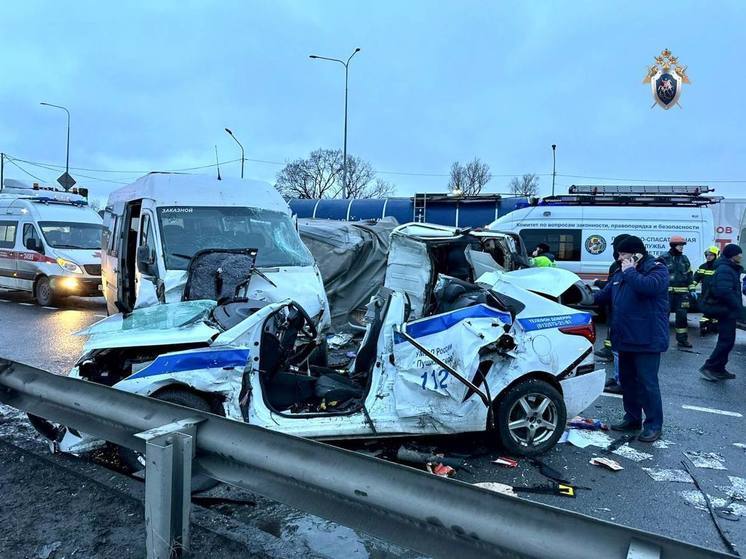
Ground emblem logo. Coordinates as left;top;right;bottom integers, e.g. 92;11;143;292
643;49;690;110
585;235;607;255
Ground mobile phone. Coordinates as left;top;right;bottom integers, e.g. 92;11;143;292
632;253;643;264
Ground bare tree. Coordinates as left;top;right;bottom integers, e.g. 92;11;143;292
509;173;539;197
447;158;492;195
276;148;396;199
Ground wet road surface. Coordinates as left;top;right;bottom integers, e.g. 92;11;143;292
1;290;745;557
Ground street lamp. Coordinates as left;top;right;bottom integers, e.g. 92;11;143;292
40;102;71;178
309;47;361;199
551;144;557;196
225;128;245;178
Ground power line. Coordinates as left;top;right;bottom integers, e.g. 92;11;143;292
6;156;132;185
4;157;46;182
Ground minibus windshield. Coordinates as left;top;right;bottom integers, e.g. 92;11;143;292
157;206;314;270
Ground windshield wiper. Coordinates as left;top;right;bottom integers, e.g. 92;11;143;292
51;244;91;249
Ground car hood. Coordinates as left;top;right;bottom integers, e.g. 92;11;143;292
501;267;586;299
53;249;101;265
77;300;219;350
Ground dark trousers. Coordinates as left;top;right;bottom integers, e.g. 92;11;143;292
670;292;689;342
704;317;737;372
618;352;663;431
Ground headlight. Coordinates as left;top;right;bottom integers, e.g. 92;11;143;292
56;257;83;274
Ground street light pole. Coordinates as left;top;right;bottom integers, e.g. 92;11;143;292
551;144;557;196
225;128;245;178
40;102;71;176
309;48;361;199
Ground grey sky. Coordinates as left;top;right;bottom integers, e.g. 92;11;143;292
1;1;745;200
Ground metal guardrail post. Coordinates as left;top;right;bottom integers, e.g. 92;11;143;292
135;420;201;559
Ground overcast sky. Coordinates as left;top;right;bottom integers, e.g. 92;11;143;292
2;1;745;201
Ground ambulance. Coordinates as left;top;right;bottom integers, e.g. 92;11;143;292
0;179;104;305
488;185;719;282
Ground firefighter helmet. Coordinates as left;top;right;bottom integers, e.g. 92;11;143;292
705;246;719;256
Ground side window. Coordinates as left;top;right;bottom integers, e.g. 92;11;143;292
0;221;18;249
519;229;582;261
22;224;41;250
140;214;155;251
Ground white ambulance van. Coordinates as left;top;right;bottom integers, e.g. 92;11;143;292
0;180;104;305
101;173;330;330
488;185;719;281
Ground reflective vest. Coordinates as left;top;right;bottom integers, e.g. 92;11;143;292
660;250;693;292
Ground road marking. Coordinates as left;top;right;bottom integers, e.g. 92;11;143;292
94;314;107;318
600;393;623;399
42;306;57;310
0;299;8;303
18;302;33;306
682;405;742;418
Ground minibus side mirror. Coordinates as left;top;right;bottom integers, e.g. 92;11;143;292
25;238;43;254
137;245;157;277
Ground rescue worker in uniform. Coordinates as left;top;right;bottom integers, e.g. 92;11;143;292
700;244;744;381
531;243;556;268
660;235;694;347
693;246;720;336
594;235;669;442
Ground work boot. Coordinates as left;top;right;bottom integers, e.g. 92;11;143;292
595;346;613;361
699;366;720;382
638;428;662;443
678;339;693;348
712;369;736;380
611;418;642;432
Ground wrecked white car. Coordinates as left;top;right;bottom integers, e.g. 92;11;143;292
37;244;604;459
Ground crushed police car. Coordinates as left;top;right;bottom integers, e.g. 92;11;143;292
34;241;604;459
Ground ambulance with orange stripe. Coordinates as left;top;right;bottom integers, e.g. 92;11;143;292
488;185;718;283
0;180;104;306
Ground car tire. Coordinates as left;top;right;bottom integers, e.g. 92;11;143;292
118;388;220;492
495;378;566;457
35;276;57;306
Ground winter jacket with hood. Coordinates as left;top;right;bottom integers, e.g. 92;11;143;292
594;254;670;353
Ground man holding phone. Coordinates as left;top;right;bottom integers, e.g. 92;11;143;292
594;235;670;442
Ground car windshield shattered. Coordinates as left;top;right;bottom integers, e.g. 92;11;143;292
80;300;216;336
157;206;314;269
39;221;105;250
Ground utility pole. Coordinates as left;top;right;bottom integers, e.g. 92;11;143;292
551;144;557;196
0;153;4;193
309;48;361;199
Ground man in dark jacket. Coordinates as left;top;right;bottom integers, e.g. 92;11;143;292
693;246;720;336
700;244;744;381
660;235;694;347
594;235;669;442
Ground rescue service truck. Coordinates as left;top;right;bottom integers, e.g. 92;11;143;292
0;180;104;305
488;185;719;282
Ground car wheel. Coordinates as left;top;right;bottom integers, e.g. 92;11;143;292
495;378;566;457
118;388;220;492
35;276;57;306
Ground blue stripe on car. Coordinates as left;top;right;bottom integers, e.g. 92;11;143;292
395;304;512;343
128;348;251;380
517;312;591;332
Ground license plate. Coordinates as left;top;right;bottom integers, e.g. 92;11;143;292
97;285;103;292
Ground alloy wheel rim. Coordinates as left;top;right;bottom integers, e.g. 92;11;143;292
507;393;558;446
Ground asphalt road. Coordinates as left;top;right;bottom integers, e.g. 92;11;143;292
1;288;744;557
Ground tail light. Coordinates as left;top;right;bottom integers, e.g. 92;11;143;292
559;322;596;344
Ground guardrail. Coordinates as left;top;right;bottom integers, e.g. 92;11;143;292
0;358;735;559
